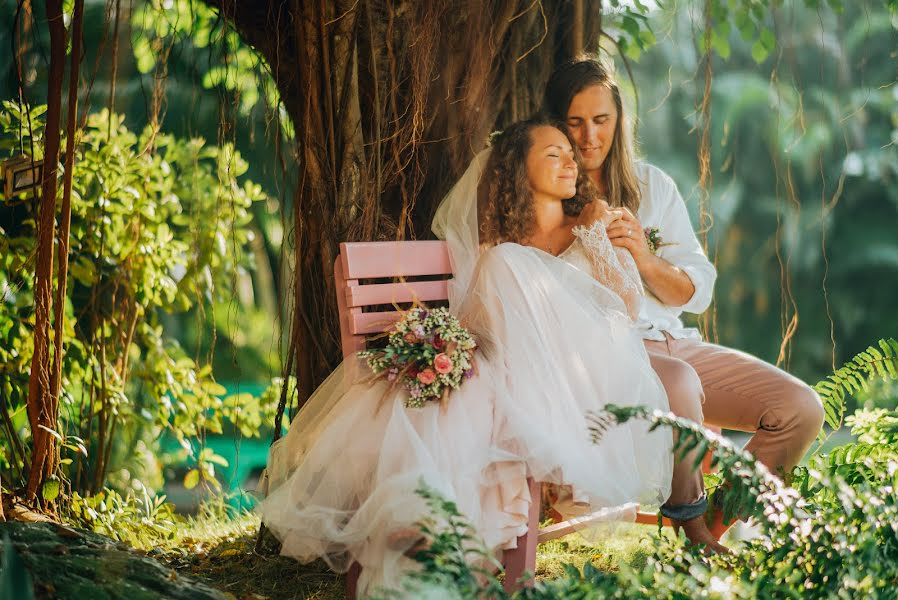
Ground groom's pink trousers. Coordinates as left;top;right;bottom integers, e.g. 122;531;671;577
644;333;825;510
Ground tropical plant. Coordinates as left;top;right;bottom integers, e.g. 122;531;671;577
0;101;276;500
67;486;182;545
386;404;897;599
381;337;898;598
814;338;898;440
632;1;898;383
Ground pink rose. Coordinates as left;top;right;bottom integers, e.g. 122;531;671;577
416;368;436;385
433;353;453;374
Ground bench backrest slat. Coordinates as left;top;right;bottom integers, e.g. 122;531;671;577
335;241;452;357
345;280;449;308
340;241;452;279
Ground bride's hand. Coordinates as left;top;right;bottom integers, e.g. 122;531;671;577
577;199;623;229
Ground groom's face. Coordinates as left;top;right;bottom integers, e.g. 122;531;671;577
564;85;618;175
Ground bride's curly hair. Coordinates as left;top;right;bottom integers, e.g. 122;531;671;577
478;118;597;246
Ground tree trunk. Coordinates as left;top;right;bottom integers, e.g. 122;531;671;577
200;0;602;401
25;0;67;503
50;0;84;439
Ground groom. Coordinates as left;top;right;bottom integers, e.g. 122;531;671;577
543;57;824;539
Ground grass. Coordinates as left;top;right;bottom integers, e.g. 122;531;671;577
87;428;785;598
536;522;678;579
126;501;681;599
125;501;346;600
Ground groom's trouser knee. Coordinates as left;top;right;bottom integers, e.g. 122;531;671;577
646;351;705;424
742;377;824;477
648;335;825;478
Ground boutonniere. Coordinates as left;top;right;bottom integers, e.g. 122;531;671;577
644;227;673;255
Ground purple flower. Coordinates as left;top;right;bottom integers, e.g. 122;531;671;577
464;369;474;379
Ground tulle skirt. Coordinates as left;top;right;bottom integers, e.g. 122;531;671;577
257;243;672;595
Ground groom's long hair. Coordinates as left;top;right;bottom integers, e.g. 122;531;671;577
543;56;642;214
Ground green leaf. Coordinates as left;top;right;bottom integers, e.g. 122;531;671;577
199;448;229;467
183;469;200;490
38;424;63;442
751;39;770;63
815;338;898;443
201;380;228;396
736;9;754;40
711;29;731;59
42;477;60;502
759;27;776;51
132;37;156;74
639;29;657;46
621;15;642;39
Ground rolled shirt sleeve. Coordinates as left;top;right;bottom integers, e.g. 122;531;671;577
649;168;717;314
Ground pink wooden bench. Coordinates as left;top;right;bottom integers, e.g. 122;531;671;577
334;240;719;597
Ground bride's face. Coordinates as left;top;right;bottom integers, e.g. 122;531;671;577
525;126;578;202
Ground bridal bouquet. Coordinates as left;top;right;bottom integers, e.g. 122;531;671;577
360;307;477;408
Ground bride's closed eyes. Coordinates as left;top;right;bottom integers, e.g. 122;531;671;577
544;143;574;159
526;126;579;202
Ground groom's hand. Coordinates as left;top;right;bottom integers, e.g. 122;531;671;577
606;208;651;264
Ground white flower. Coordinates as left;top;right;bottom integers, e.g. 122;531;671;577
709;575;732;595
842;152;864;176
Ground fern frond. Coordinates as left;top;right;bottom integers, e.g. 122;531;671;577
588;404;788;525
814;338;898;444
587;404;650;444
808;442;898;480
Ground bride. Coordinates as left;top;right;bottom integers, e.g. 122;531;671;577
257;118;674;595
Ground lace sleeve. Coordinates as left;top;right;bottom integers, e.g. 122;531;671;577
571;222;644;320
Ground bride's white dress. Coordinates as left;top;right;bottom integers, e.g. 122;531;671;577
257;152;672;596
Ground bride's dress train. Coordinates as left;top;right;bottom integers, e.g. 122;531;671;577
257;221;672;595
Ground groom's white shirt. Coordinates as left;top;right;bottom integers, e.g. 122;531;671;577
633;162;716;341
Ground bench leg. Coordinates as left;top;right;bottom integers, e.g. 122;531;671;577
346;561;361;600
502;478;541;593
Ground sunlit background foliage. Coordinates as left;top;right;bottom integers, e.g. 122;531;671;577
0;2;896;596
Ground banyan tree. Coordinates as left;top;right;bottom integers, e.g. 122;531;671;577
199;1;609;401
12;0;618;501
11;0;892;507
